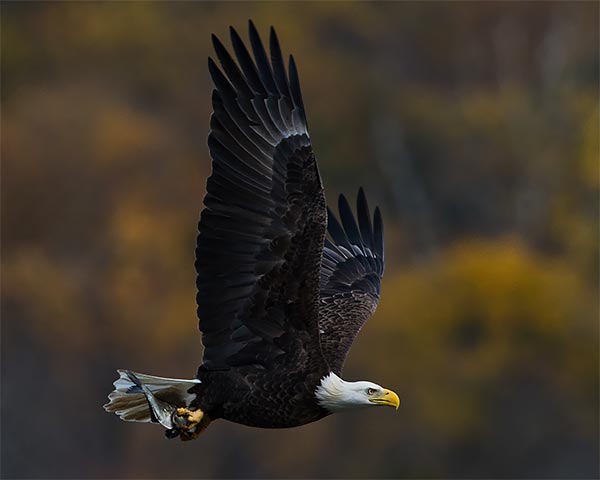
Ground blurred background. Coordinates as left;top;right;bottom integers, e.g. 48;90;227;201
2;2;598;478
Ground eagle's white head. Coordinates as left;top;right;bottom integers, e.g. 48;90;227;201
314;372;400;413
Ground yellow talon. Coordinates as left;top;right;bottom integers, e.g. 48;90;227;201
176;407;196;418
173;407;210;441
188;409;205;424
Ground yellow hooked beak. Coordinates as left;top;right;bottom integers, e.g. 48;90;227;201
369;388;400;410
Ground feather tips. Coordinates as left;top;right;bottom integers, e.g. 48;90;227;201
197;22;321;370
321;189;385;298
318;190;386;374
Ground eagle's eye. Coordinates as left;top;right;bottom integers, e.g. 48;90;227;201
366;388;376;395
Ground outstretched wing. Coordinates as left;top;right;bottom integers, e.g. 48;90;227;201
318;188;385;374
196;22;328;372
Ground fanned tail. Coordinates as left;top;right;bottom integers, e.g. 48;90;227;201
103;369;200;424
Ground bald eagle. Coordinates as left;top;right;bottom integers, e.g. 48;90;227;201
104;21;399;441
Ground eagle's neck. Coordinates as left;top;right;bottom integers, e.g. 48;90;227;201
314;372;363;413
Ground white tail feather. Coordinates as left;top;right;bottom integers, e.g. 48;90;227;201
103;369;201;423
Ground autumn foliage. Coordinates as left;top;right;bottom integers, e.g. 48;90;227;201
2;2;598;478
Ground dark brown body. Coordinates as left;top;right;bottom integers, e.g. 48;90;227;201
192;366;329;428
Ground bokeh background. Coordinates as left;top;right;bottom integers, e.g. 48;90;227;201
2;2;598;478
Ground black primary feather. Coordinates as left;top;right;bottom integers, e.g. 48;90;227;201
269;27;292;101
248;20;278;96
356;187;374;251
196;22;326;376
319;189;385;374
338;194;363;250
229;26;266;96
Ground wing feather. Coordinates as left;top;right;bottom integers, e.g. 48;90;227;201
269;27;292;100
356;187;374;251
248;20;279;97
318;189;385;374
196;23;326;373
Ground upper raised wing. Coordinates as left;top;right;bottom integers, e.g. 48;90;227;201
195;22;327;372
318;188;385;374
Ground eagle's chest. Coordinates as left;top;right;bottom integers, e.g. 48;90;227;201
198;368;328;428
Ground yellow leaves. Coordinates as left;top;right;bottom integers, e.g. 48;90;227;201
380;237;593;350
358;238;597;436
2;3;598;476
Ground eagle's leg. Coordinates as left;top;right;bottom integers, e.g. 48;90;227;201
172;407;209;441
